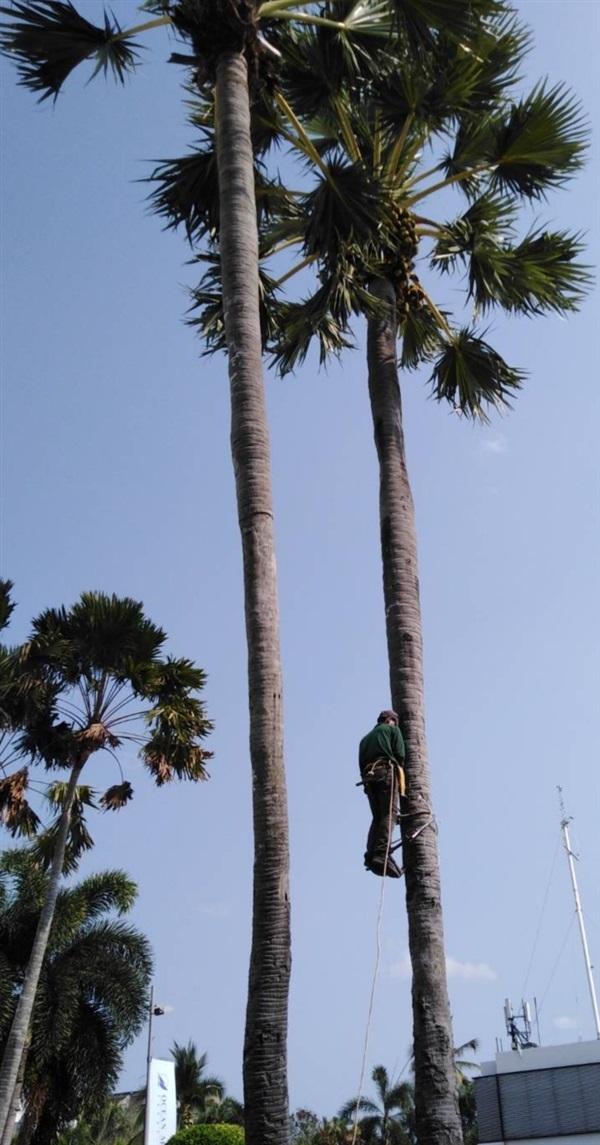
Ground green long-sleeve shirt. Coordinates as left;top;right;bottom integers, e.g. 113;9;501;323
358;723;405;771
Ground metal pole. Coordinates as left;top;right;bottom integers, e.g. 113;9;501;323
143;986;155;1145
558;793;600;1039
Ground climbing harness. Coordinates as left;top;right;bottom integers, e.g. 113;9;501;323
358;759;436;874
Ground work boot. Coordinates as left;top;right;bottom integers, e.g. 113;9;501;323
369;854;403;879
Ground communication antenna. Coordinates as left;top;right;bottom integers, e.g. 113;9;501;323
504;998;536;1053
558;788;600;1039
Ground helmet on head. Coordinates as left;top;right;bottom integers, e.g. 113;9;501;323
377;709;398;725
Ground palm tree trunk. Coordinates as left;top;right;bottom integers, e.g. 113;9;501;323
0;1040;28;1145
366;277;463;1145
0;764;83;1132
215;51;290;1145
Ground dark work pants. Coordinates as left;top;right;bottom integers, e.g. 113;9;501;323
361;759;399;863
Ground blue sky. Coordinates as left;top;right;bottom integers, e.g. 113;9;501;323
1;0;599;1117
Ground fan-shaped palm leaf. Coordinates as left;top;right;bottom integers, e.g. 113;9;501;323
429;327;525;420
0;0;140;101
490;81;588;198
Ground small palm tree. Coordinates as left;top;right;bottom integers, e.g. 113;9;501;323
0;851;152;1145
453;1039;480;1088
339;1064;415;1145
0;590;212;1132
171;1042;224;1128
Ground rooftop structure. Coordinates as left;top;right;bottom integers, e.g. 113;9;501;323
474;1038;600;1144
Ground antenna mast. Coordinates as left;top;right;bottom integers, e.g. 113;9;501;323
558;787;600;1039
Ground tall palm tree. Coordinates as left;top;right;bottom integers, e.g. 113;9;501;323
0;590;212;1133
0;8;390;1141
339;1064;414;1144
0;851;152;1145
100;5;590;1136
247;10;589;1141
170;1041;224;1128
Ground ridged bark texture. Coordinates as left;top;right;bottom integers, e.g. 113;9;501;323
0;1040;27;1145
0;765;83;1133
367;278;463;1145
215;52;290;1145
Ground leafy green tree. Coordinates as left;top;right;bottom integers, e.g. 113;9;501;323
199;1095;244;1129
339;1064;415;1144
167;1126;244;1145
291;1110;354;1144
0;852;152;1145
458;1081;478;1145
0;590;212;1132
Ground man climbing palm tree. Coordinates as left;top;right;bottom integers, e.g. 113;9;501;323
358;710;405;879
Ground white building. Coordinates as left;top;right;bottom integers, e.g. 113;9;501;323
474;1038;600;1144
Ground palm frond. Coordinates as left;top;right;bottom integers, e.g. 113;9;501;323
460;10;531;107
271;278;357;375
26;593;167;687
0;767;41;837
432;193;517;266
433;202;591;316
188;252;283;356
337;1095;380;1120
429;327;525;421
274;0;391;119
147;140;219;245
59;870;138;927
389;0;506;55
491;80;589;199
498;227;592;315
99;781;134;811
386;1080;415;1112
0;1;140;101
302;158;383;255
439;112;496;194
0;580;16;633
31;790;96;874
399;299;445;368
431;193;516;309
148;137;290;246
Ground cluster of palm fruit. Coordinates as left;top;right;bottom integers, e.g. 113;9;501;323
388;205;427;316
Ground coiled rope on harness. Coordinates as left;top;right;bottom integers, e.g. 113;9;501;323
350;763;437;1145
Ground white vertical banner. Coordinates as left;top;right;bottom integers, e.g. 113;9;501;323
144;1059;177;1145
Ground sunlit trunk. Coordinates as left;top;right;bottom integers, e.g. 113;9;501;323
215;50;291;1145
366;278;463;1145
0;1039;28;1145
0;765;83;1133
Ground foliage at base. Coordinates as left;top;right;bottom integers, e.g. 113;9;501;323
167;1126;245;1145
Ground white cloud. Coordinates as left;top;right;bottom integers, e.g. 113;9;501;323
479;434;507;455
553;1015;580;1031
446;957;497;982
390;954;497;983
